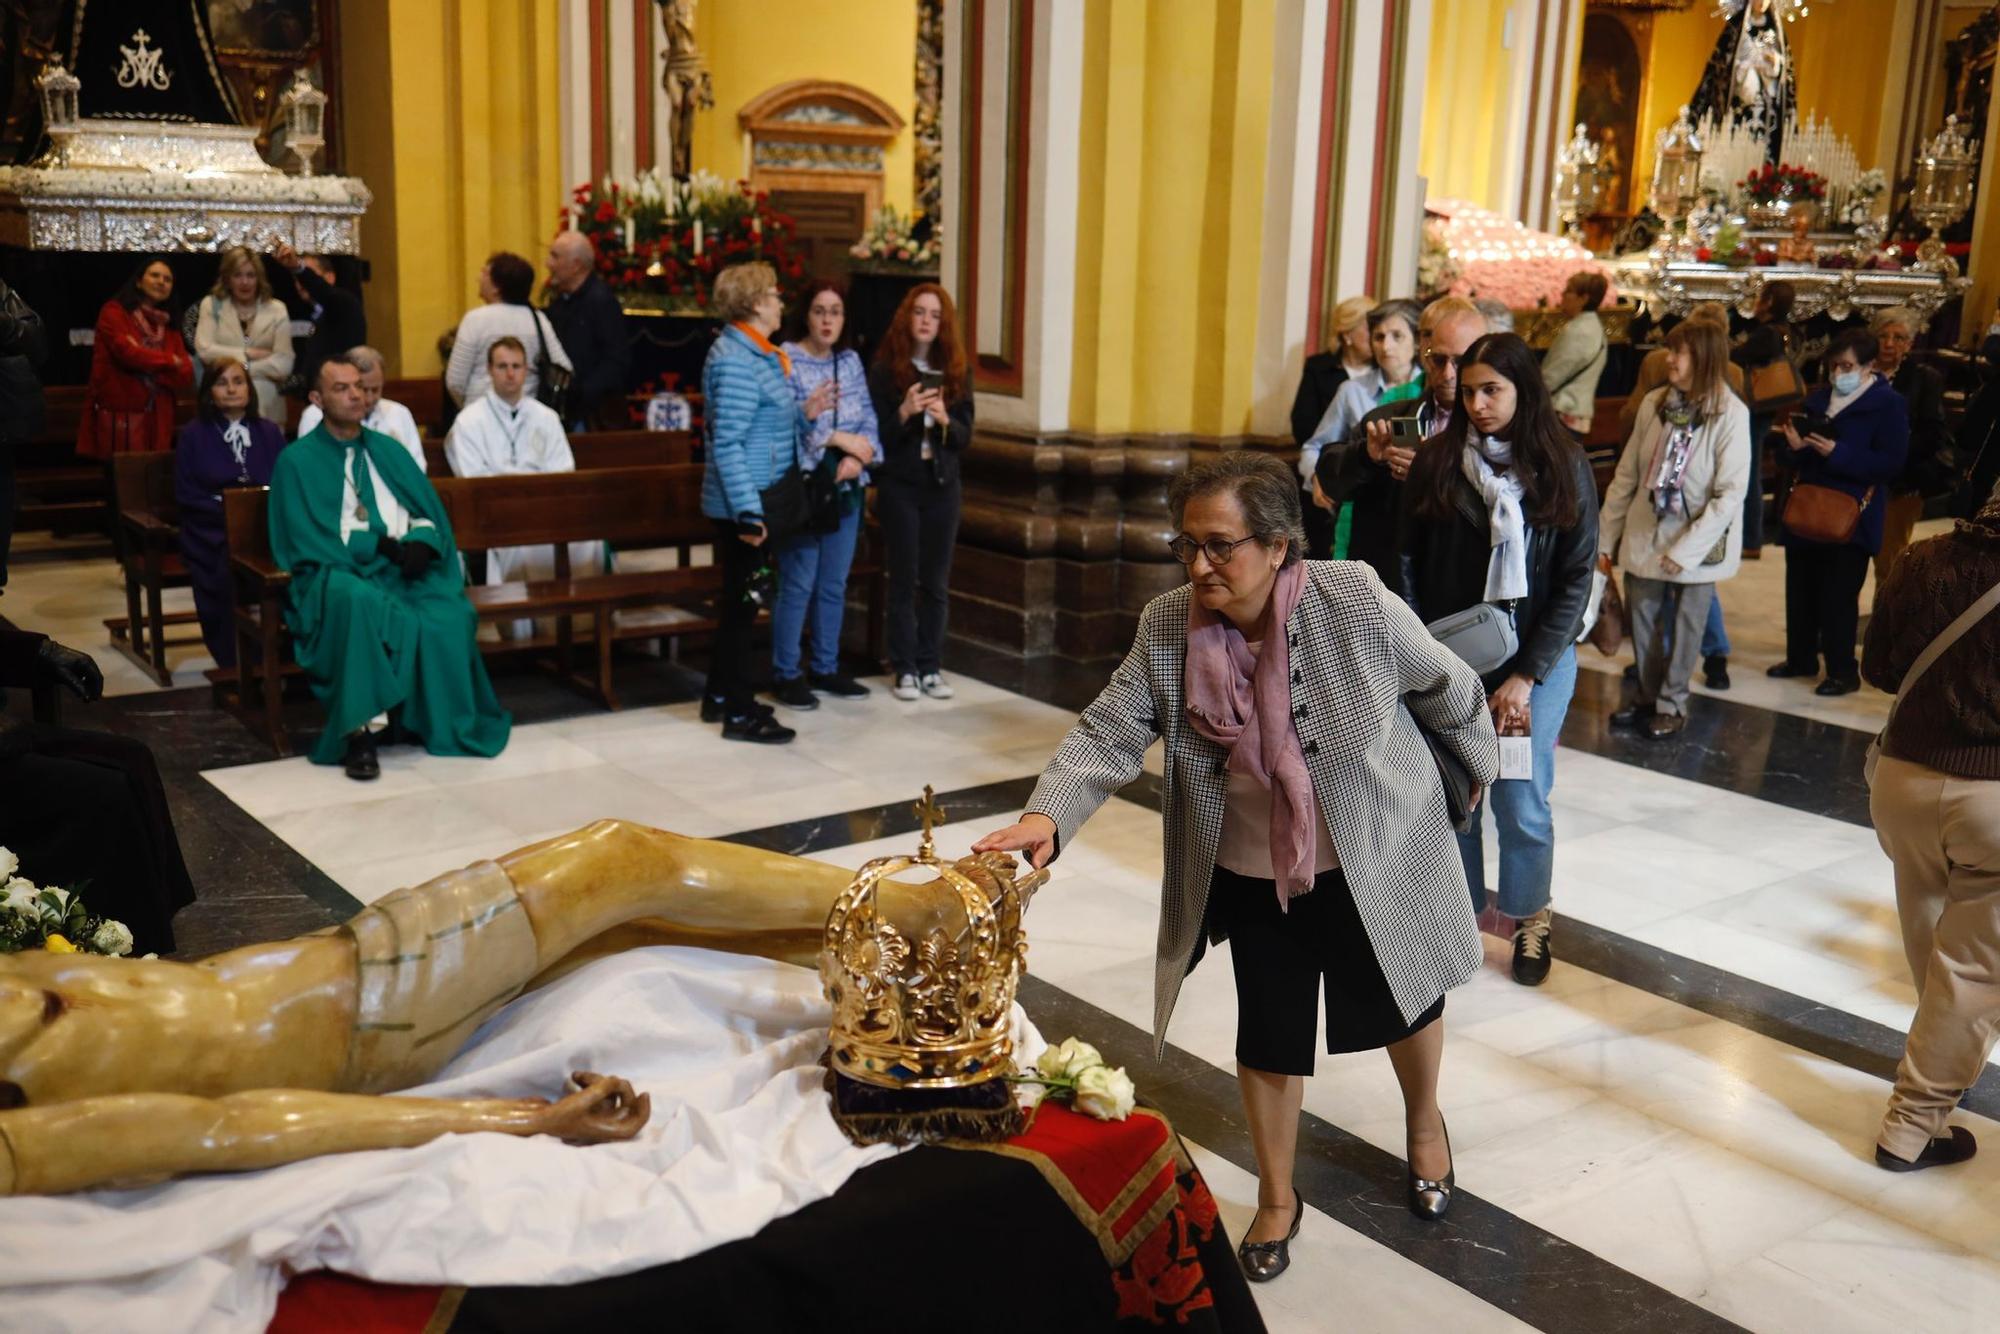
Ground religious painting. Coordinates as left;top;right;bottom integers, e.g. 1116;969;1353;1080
1574;12;1643;214
206;0;318;58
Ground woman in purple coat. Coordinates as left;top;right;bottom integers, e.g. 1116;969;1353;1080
174;357;286;667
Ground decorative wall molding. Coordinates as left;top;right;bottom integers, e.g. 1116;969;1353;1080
738;79;904;229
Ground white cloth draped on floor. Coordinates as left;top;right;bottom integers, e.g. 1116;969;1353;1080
0;948;1042;1334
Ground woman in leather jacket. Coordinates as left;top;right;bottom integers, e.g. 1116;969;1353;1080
1399;333;1597;986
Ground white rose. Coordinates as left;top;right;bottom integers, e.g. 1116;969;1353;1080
90;920;134;957
34;886;70;921
0;847;17;881
1;877;38;917
1036;1037;1103;1082
1073;1064;1136;1122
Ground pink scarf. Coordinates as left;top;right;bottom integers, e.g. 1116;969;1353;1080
1184;561;1316;909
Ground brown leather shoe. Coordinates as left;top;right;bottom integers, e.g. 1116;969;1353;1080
1644;712;1686;740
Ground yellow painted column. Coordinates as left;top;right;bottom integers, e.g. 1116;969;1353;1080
338;0;565;379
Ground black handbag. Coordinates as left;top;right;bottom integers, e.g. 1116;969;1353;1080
1415;715;1479;834
759;448;843;542
527;306;574;418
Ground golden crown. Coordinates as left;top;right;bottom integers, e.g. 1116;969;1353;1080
820;787;1040;1090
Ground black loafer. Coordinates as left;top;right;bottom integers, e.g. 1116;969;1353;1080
1609;704;1648;729
1815;676;1860;697
810;672;872;699
1644;712;1687;740
722;712;796;744
1766;662;1815;679
342;731;380;782
1876;1126;1977;1172
1408;1120;1456;1221
1237;1188;1303;1282
1704;655;1731;690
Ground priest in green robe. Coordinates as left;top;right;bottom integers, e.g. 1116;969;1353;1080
269;354;510;778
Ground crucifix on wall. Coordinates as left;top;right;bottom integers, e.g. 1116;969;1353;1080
657;0;713;181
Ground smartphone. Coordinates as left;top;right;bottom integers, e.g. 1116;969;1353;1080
918;370;944;393
1387;415;1422;442
1793;411;1833;438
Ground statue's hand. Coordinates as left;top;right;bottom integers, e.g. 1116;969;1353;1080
540;1071;650;1144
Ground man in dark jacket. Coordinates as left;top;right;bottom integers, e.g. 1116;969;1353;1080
543;231;632;431
1316;299;1488;590
1871;307;1952;588
0;276;48;592
270;243;367;403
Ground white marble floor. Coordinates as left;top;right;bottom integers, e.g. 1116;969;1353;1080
196;674;2000;1333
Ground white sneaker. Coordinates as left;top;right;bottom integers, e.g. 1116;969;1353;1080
919;672;955;700
892;673;921;701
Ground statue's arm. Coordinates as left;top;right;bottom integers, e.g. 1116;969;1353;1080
0;1073;647;1197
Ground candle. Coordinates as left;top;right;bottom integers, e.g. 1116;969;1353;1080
753;215;762;241
693;219;704;256
624;216;635;252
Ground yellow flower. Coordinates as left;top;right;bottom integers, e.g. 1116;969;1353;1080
42;933;77;953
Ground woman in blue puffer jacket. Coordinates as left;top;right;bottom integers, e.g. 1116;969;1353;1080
700;262;835;743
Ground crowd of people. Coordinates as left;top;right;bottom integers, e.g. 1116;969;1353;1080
10;221;2000;1296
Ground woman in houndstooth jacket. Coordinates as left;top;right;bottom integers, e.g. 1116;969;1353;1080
976;451;1497;1283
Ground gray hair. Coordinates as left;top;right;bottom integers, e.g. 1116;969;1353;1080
344;344;384;374
1869;306;1920;337
1168;450;1307;567
1473;298;1515;332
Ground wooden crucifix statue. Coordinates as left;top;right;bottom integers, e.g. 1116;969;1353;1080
658;0;714;180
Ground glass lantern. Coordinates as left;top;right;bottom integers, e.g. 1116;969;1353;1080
1909;114;1979;275
36;61;80;131
1649;106;1705;261
280;70;328;177
1551;123;1605;246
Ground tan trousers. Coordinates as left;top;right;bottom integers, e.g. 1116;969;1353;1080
1870;753;2000;1160
1873;493;1925;589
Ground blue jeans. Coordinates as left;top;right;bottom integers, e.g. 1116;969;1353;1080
770;504;862;680
1702;592;1729;658
1458;645;1576;918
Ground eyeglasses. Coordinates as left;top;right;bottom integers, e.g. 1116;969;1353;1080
1168;533;1260;566
1421;348;1460;372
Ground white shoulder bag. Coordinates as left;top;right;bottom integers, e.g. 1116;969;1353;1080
1865;578;2000;785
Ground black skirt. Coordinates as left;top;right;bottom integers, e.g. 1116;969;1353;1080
1210;863;1444;1076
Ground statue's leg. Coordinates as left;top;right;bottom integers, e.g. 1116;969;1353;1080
496;821;989;975
0;1073;646;1197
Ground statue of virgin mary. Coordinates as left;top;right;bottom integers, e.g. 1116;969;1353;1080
1688;0;1795;167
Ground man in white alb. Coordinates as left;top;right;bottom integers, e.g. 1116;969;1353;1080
296;345;427;476
445;337;604;635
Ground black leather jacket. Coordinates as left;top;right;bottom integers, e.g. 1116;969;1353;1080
1396;446;1598;686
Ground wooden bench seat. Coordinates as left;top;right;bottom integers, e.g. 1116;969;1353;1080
106;452;201;684
420;427;698;477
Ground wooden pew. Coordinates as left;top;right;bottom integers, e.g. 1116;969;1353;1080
384;377;446;435
222;465;731;752
105;452;200;685
419;428;699;478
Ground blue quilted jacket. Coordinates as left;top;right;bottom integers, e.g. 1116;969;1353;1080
701;324;806;524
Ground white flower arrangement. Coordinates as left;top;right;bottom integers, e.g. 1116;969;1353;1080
849;205;938;269
0;847;133;956
1011;1034;1136;1121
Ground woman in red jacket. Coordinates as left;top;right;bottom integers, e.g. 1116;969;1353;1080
77;256;193;459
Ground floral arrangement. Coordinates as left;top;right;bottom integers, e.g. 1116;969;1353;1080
563;168;808;313
1012;1036;1136;1121
1415;217;1462;299
848;205;938;271
1738;163;1826;205
1841;168;1888;227
0;848;133;956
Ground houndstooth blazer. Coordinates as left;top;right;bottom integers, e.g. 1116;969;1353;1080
1025;560;1500;1054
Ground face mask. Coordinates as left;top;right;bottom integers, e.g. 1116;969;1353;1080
1832;370;1863;395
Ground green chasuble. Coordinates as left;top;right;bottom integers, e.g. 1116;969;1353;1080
268;424;511;765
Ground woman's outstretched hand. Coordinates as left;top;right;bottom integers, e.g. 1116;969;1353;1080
972;813;1058;870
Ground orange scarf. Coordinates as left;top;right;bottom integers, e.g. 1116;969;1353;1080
731;322;791;377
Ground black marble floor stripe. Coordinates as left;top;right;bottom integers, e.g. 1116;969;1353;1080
1017;974;1749;1334
710;776;1043;857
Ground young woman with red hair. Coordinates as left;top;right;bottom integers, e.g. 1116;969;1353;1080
867;283;972;701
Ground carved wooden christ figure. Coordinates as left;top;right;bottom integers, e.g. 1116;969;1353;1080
0;820;1035;1196
658;0;713;180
